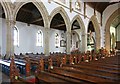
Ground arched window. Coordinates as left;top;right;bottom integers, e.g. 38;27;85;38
55;33;60;48
36;30;43;47
14;26;19;46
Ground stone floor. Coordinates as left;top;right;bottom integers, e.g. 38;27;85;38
0;71;10;84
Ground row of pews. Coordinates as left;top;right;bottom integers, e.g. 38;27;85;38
35;54;119;83
1;49;119;83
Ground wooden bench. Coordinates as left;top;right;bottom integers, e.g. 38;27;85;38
78;62;119;71
49;67;115;83
36;71;88;83
62;65;119;81
64;64;120;75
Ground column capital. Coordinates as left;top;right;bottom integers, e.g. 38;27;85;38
45;28;50;31
66;31;71;35
6;19;16;25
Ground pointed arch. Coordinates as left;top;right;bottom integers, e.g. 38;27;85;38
71;15;86;52
13;0;49;28
49;7;71;32
71;15;85;33
88;15;101;50
105;8;120;51
0;1;12;19
71;31;80;50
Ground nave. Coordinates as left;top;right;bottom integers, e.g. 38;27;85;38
0;50;119;84
0;0;120;84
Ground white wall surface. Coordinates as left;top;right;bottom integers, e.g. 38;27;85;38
13;21;66;55
116;25;120;41
14;21;44;55
49;28;66;53
71;32;79;51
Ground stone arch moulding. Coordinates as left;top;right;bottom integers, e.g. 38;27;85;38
89;15;101;50
105;8;120;51
71;15;86;52
49;7;71;32
71;15;85;34
0;1;12;20
13;0;49;28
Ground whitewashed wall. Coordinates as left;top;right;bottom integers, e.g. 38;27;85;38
116;25;120;41
49;28;66;53
15;21;66;54
71;32;79;51
14;21;44;55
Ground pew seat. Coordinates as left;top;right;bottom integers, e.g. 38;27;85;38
36;71;91;84
49;67;115;83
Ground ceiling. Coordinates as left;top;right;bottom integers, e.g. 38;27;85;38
0;4;5;18
86;2;119;14
72;20;80;30
111;15;120;28
16;2;44;26
0;2;119;31
50;13;66;31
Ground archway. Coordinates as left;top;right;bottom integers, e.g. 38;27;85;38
49;7;71;32
14;0;49;28
71;15;86;52
89;15;101;50
0;2;11;56
49;13;67;53
15;2;45;54
71;20;80;52
87;21;96;51
105;8;120;51
49;7;71;54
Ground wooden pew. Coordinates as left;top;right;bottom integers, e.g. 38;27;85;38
49;67;115;83
92;56;120;65
62;65;119;81
10;56;36;84
35;57;44;74
65;64;119;74
60;55;66;67
36;71;86;83
35;57;87;84
10;56;20;83
85;62;119;70
25;56;31;77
